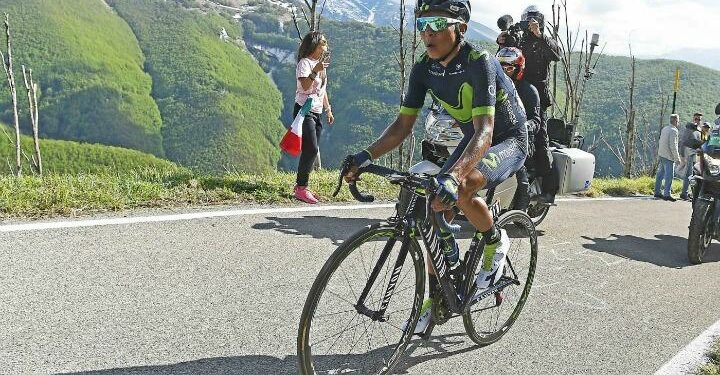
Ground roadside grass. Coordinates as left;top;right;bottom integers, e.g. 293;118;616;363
584;176;683;198
0;169;399;218
0;170;683;218
697;339;720;375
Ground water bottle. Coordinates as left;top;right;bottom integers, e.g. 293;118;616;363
439;231;460;268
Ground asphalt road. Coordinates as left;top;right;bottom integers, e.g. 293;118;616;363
1;198;718;375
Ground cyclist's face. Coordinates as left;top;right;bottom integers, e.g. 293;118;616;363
420;11;460;60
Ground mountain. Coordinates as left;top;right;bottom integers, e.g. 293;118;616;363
317;0;497;42
0;0;287;174
109;0;286;173
646;48;720;72
0;0;164;156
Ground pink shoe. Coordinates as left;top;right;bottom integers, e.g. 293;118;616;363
294;185;318;204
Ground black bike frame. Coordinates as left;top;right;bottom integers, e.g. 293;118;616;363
353;185;520;321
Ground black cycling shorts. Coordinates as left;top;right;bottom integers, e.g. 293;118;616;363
440;137;528;190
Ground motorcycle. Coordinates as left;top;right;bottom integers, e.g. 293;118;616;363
398;104;588;226
688;133;720;264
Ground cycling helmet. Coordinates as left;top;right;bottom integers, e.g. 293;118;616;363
521;5;545;29
496;47;525;80
416;0;471;23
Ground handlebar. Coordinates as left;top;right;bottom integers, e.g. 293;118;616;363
334;157;461;233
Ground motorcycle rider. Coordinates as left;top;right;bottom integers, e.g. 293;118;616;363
496;47;542;210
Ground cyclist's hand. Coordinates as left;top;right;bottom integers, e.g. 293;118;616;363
431;174;460;211
343;150;372;183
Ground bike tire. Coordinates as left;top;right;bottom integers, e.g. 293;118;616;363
689;199;713;265
462;210;538;346
298;223;426;375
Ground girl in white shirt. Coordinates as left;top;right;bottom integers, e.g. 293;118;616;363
292;31;334;204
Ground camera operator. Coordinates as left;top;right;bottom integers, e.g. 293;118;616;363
497;5;560;118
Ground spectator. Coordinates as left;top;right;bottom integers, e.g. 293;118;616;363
679;113;703;200
655;114;682;202
702;122;711;143
292;31;334;204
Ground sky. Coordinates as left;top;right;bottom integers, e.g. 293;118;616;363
470;0;720;57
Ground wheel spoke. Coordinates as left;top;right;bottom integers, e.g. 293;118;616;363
300;226;422;374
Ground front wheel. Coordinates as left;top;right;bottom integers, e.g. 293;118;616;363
298;223;426;375
689;199;714;264
462;210;538;346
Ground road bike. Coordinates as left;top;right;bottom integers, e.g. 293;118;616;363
297;162;538;375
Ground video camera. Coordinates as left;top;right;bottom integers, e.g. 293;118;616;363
497;14;530;48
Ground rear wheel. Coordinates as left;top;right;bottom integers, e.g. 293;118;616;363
689;199;714;264
462;210;538;346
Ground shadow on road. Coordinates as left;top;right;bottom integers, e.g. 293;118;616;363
55;333;478;375
252;216;479;245
252;216;383;245
581;233;720;268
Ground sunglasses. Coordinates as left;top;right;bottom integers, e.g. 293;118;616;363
500;63;518;74
416;16;463;32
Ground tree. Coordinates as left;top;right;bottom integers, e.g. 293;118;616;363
0;14;21;176
550;0;605;132
22;65;41;175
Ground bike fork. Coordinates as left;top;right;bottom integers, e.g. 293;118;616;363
355;235;411;322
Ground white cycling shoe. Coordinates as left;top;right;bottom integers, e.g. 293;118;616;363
402;298;433;335
475;229;509;290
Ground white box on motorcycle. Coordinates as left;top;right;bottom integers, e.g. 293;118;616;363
552;148;596;194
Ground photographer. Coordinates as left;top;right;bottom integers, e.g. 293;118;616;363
497;5;560;117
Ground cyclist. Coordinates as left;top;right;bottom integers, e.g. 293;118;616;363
344;0;529;334
496;47;542;210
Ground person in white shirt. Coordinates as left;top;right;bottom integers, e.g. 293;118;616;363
655;114;681;201
293;31;335;204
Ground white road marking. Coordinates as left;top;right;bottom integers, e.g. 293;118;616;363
0;204;395;233
655;317;720;375
0;196;659;233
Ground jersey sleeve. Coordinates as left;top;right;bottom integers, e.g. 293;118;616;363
400;62;427;116
469;51;497;117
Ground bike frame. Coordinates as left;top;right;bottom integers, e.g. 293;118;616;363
353;184;521;322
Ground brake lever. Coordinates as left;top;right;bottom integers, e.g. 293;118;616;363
333;155;354;197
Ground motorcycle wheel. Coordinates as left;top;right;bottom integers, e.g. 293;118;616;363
688;198;714;265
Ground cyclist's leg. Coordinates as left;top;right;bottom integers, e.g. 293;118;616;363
457;137;528;231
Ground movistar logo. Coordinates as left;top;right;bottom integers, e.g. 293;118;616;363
482;153;499;169
429;82;474;123
468;49;489;61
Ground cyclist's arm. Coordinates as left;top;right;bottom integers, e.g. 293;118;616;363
450;115;494;180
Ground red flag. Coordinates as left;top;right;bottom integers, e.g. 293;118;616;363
280;98;314;157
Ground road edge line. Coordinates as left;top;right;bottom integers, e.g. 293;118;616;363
654;318;720;375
